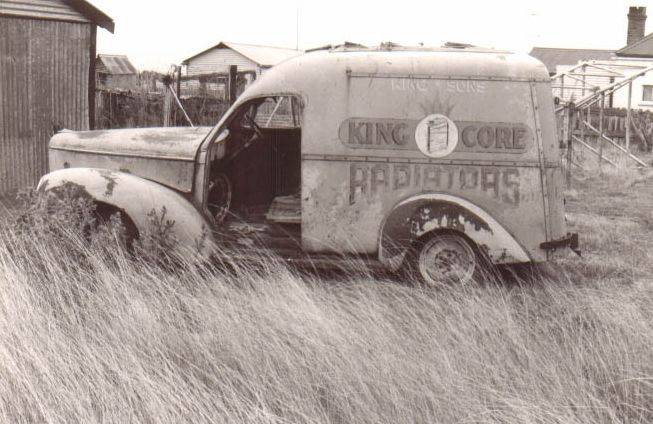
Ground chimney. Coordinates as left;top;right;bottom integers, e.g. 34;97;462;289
627;6;647;45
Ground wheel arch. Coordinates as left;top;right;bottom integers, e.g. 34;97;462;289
37;168;216;256
93;200;140;242
378;193;531;270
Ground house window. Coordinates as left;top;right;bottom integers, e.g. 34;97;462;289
643;85;653;101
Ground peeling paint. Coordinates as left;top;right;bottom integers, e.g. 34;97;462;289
37;168;217;257
379;194;531;267
48;128;208;193
97;169;117;197
48;180;93;202
411;203;492;236
75;130;110;139
50;127;212;160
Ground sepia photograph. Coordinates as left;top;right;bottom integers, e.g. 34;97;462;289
0;0;651;422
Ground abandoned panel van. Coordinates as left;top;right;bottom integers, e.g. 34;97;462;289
40;45;579;285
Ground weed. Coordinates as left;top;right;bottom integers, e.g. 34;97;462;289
0;167;650;423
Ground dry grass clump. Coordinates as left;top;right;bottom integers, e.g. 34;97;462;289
0;170;651;423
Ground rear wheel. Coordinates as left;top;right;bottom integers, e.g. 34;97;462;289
410;233;478;286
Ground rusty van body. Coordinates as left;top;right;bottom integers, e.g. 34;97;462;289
39;45;579;284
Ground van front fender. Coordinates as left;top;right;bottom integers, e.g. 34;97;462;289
37;168;215;255
378;194;530;270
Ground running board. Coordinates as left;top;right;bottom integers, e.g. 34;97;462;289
214;248;386;272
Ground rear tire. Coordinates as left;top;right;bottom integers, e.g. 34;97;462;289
408;233;479;286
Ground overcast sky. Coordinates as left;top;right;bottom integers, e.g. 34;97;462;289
92;0;647;72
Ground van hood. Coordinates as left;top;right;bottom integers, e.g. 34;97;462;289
50;127;212;161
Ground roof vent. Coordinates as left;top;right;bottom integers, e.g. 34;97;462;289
443;42;476;49
306;41;367;53
379;41;402;50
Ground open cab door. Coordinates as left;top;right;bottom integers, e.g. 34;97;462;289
204;95;304;253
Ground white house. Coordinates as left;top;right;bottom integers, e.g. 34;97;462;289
540;6;653;111
182;42;302;78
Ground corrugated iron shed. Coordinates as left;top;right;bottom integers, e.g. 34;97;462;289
0;0;113;194
0;0;114;32
97;54;138;75
529;47;615;74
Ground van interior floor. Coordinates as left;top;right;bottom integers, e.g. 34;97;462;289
213;194;384;271
265;194;301;224
213;211;386;273
215;221;303;262
214;194;302;256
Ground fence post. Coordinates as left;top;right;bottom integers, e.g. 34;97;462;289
559;105;570;150
626;80;632;151
228;65;238;105
176;65;182;102
163;87;172;127
598;92;605;172
566;102;575;186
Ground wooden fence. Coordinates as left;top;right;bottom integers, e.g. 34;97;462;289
95;89;230;129
557;107;653;152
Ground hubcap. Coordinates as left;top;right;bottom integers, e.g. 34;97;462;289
418;235;476;285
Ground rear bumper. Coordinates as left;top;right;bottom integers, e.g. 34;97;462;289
540;233;580;255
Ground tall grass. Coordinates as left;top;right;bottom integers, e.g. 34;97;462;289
0;171;651;423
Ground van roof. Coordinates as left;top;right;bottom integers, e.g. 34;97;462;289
308;42;512;54
238;47;550;104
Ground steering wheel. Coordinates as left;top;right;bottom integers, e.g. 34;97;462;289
243;113;264;139
207;173;232;223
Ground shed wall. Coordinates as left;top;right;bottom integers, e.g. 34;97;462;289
0;17;91;194
186;48;260;76
97;74;139;91
0;0;89;23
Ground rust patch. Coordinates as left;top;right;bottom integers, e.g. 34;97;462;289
411;202;491;236
381;199;491;259
75;130;110;139
139;129;204;144
49;181;93;201
96;169;118;197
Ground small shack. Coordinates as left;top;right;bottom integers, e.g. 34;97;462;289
0;0;113;195
96;54;139;91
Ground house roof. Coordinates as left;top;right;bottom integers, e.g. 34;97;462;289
616;32;653;57
96;54;137;75
64;0;114;32
529;47;615;73
182;42;301;67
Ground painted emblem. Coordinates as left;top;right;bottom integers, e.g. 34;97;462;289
415;114;458;158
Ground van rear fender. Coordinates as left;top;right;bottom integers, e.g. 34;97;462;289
37;168;215;255
379;193;530;269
